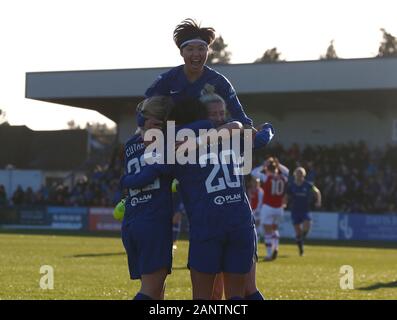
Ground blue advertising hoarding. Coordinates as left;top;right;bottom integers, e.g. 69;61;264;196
19;206;49;225
47;206;88;230
279;211;339;240
2;204;397;242
0;206;19;224
338;213;397;241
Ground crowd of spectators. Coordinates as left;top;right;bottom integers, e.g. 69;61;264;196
2;141;397;214
256;141;397;214
1;146;124;208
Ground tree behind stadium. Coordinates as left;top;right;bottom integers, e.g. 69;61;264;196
0;109;9;126
320;40;339;60
254;47;283;63
377;28;397;58
207;36;231;64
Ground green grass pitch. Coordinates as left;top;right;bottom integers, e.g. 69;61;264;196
0;231;396;300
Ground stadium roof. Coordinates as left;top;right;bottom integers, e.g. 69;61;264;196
0;126;88;170
25;57;397;121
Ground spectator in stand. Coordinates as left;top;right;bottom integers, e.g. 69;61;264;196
12;185;25;205
6;142;397;214
255;141;397;214
24;187;35;205
0;185;7;206
34;188;46;205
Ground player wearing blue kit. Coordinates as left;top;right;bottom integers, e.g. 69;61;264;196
200;89;266;301
120;96;175;300
121;98;274;300
145;18;253;128
124;103;250;300
286;167;322;256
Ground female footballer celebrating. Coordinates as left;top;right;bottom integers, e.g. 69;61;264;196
120;98;274;300
145;18;253;129
199;89;265;300
120;96;175;300
119;96;244;300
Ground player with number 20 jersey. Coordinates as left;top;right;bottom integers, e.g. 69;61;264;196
121;120;256;275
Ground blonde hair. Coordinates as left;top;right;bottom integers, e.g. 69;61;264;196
294;167;307;177
137;96;174;122
199;84;225;106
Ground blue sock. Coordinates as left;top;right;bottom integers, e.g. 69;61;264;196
228;296;244;300
133;292;153;300
245;290;264;300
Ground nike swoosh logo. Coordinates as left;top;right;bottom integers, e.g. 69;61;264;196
170;90;179;94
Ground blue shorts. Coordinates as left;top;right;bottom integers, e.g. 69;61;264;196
291;211;312;225
188;225;256;274
122;219;173;280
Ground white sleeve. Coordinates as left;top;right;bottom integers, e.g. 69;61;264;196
251;166;268;183
279;163;290;177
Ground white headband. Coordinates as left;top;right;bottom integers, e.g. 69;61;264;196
180;39;208;49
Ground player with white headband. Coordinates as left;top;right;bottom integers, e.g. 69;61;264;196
145;18;253;129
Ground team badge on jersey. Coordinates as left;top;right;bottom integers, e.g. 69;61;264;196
200;83;216;96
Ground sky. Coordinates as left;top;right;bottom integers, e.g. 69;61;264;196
0;0;396;131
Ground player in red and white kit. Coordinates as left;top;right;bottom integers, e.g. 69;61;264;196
251;159;288;261
246;176;264;241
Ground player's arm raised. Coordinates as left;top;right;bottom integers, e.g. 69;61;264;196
278;163;290;177
251;165;268;183
253;123;275;150
313;185;322;208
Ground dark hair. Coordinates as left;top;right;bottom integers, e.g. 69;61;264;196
173;18;216;48
266;160;278;173
166;98;209;126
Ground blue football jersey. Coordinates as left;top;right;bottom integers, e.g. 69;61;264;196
122;134;173;225
287;181;316;214
145;65;253;126
120;121;253;241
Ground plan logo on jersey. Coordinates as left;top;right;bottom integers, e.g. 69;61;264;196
214;196;225;205
214;193;242;205
130;194;152;206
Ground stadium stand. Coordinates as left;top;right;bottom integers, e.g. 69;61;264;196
2;141;397;214
1;143;123;208
256;141;397;214
0;125;88;170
